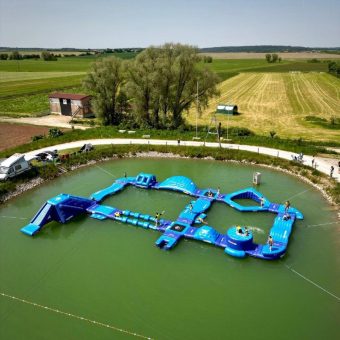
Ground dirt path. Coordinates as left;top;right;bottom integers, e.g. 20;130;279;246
0;115;90;131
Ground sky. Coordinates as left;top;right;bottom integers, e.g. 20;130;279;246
0;0;339;48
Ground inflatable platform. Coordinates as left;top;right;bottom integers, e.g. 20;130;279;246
21;172;303;260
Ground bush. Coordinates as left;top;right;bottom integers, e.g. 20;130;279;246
71;119;96;126
48;128;63;138
308;58;320;63
0;181;16;197
41;51;57;61
305;115;327;122
38;163;59;180
269;131;277;138
9;51;22;60
227;127;254;137
32;134;44;142
203;55;213;63
22;54;40;59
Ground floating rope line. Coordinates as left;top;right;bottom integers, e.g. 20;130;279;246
0;215;29;220
284;265;340;302
0;292;154;340
285;188;312;201
94;165;117;178
305;221;339;228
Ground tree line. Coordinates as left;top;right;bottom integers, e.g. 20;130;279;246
265;53;282;63
328;61;340;77
84;43;220;129
0;51;60;60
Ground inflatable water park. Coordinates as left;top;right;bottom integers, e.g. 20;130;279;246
20;173;303;260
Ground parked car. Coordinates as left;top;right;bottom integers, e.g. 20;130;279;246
35;150;59;162
79;143;94;153
0;153;31;180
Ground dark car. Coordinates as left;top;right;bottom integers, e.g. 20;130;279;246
35;150;59;162
79;143;94;153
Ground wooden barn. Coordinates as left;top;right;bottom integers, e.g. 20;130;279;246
216;104;238;115
49;93;94;118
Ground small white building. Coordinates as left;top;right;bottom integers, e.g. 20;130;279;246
0;153;31;180
216;104;238;115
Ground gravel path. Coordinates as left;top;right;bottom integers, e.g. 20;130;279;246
0;116;89;130
23;138;340;182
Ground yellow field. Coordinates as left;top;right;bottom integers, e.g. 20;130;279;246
187;72;340;142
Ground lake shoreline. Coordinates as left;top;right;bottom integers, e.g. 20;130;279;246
1;151;338;214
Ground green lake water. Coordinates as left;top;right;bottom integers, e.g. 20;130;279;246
0;158;339;340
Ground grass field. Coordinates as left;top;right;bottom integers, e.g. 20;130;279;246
1;54;339;144
0;74;85;98
0;86;84;117
187;72;340;142
0;52;137;72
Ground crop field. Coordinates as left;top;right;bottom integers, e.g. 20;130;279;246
202;59;329;81
187;72;340;142
1;54;339;143
0;71;85;82
0;74;85;98
0;53;139;115
200;52;340;59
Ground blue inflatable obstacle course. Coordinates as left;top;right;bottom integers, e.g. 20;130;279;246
21;172;304;260
21;194;96;236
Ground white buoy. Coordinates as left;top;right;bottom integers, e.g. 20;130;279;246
253;172;262;185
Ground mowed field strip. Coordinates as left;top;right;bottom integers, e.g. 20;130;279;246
0;73;85;98
187;72;340;142
0;71;85;82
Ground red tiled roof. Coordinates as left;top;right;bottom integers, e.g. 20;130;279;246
49;93;91;100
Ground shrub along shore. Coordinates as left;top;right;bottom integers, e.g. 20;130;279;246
0;144;338;207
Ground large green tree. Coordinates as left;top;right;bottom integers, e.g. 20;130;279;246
126;47;160;127
127;43;220;128
84;57;126;125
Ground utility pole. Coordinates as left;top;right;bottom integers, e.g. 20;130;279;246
195;80;198;139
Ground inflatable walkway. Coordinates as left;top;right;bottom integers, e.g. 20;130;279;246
21;172;303;260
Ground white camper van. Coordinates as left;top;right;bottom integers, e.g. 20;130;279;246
0;153;31;180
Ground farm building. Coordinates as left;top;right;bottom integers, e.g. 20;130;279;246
49;93;94;118
216;104;238;115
